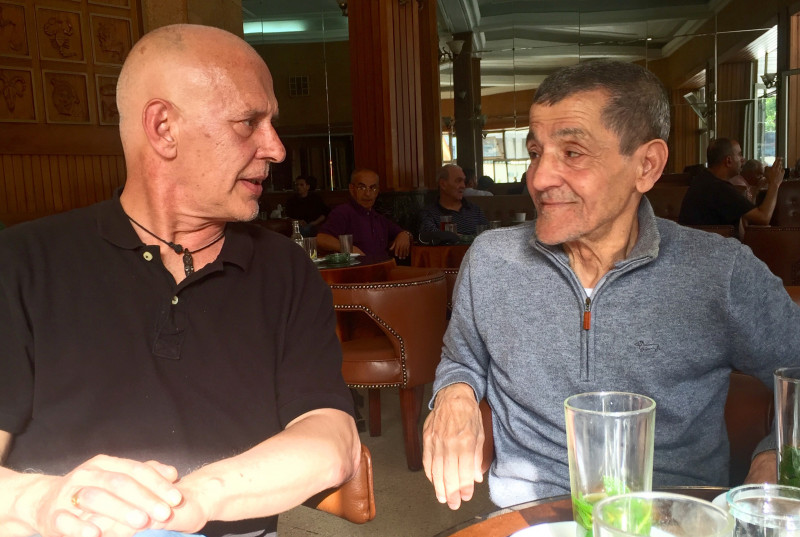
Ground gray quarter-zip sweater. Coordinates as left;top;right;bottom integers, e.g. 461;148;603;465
432;198;800;507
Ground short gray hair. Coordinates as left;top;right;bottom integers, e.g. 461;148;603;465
533;60;670;156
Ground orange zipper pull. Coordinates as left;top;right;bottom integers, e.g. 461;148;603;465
583;297;591;330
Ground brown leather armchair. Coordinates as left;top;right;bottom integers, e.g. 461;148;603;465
330;266;448;471
304;443;376;523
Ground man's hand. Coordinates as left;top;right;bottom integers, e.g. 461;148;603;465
390;231;412;259
12;455;191;537
764;157;785;190
422;383;484;510
744;450;777;484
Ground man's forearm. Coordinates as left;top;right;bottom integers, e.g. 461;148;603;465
316;233;340;252
176;408;359;525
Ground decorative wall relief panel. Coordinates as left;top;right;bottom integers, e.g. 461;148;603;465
36;7;84;62
90;14;130;65
95;74;117;124
0;3;29;58
0;67;35;121
43;70;89;123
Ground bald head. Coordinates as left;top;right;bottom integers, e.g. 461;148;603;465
117;25;271;152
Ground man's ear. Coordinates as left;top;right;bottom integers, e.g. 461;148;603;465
142;99;177;159
634;139;668;194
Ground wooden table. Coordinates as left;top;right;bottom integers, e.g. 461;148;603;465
435;487;726;537
411;244;470;268
318;255;396;284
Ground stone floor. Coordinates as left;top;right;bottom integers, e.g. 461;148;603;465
277;386;495;536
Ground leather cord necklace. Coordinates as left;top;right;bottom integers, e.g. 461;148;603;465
127;215;225;277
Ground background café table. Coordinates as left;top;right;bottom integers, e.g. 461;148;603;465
410;243;470;269
317;254;396;284
434;487;726;537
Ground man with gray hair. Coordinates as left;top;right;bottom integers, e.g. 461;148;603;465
423;60;800;510
730;159;768;203
418;164;488;235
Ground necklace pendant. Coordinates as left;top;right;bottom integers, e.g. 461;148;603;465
183;250;194;276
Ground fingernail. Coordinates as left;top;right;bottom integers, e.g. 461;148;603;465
126;509;148;528
167;489;183;506
153;502;172;521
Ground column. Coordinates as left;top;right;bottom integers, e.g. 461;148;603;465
452;32;482;178
348;0;441;190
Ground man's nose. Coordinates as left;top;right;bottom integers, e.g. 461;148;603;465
255;124;286;163
527;152;563;192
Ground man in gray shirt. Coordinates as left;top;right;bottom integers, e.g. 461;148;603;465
422;60;800;510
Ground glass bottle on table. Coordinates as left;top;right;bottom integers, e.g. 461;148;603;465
291;220;304;248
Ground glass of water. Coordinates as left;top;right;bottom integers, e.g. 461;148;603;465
727;484;800;536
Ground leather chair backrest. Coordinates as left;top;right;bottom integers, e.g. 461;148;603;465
741;226;800;285
645;184;689;221
304;443;376;523
772;181;800;226
330;267;447;386
468;195;537;225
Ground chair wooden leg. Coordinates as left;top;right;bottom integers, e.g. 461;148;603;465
368;388;381;437
399;385;425;471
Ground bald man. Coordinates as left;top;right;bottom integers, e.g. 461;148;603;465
0;24;359;537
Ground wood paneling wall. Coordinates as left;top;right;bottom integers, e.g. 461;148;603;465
668;89;703;173
349;0;440;191
716;62;753;144
788;13;800;169
1;154;125;225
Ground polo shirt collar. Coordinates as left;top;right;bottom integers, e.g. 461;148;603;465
97;187;252;272
436;196;472;213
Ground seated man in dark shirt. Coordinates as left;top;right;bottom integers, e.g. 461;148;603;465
419;164;489;235
678;138;783;228
285;175;329;236
317;168;412;258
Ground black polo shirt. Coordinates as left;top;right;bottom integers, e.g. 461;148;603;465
678;167;755;226
0;192;353;536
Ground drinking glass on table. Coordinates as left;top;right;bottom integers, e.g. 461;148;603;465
489;220;501;229
440;215;453;231
727;484;800;536
303;237;317;260
775;367;800;487
444;222;458;233
475;224;489;235
594;492;734;537
338;234;353;255
565;392;656;537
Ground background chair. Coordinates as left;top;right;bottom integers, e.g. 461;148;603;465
304;443;376;523
741;226;800;285
330;266;448;470
684;224;738;239
771;181;800;226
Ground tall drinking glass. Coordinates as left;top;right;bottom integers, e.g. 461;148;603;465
775;367;800;487
565;392;656;537
338;234;353;255
727;484;800;536
593;492;734;537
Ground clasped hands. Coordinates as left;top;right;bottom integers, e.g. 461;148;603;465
422;383;485;510
20;455;206;537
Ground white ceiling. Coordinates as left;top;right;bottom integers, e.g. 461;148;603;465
241;0;773;97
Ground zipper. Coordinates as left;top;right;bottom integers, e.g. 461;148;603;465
583;297;592;330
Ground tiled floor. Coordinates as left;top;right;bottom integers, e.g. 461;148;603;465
278;386;495;536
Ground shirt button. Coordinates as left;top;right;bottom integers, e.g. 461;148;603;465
143;251;153;261
171;296;179;305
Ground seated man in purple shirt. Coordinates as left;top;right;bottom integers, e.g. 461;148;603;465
317;168;412;258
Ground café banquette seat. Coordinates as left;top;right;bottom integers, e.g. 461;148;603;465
684;225;738;239
772;180;800;226
304;443;376;523
329;266;448;470
741;226;800;285
645;184;689;221
468;195;536;225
